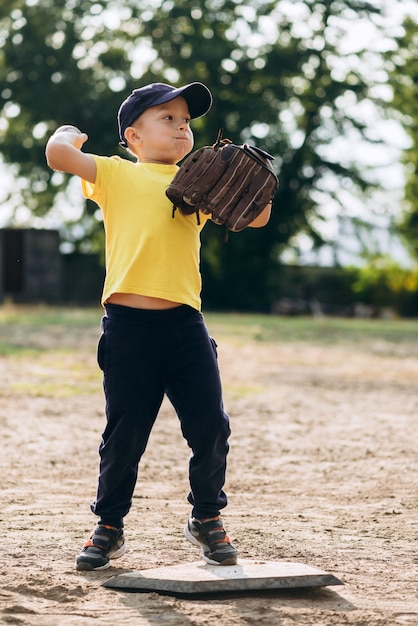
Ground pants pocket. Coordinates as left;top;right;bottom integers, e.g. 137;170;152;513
97;331;106;371
209;336;218;358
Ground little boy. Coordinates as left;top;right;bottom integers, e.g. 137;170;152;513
46;81;271;571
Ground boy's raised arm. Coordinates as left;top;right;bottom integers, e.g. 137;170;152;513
45;126;97;184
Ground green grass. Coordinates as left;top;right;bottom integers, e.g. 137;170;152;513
1;307;417;399
0;305;102;355
205;312;418;354
0;305;417;356
0;305;102;327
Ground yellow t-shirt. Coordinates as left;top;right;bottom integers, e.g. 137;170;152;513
82;155;209;310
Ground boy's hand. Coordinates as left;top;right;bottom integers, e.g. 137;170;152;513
46;125;95;183
52;125;88;150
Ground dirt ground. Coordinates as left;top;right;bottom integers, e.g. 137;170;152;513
1;313;417;625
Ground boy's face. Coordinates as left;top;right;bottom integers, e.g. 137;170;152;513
127;96;194;164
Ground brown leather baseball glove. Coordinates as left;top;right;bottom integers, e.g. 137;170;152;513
166;131;278;232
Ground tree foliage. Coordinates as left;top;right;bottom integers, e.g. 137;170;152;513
0;0;409;309
348;254;418;316
389;15;418;260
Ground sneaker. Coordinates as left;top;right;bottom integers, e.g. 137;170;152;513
75;525;126;571
184;515;238;566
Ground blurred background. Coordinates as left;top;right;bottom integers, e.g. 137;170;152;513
0;0;417;315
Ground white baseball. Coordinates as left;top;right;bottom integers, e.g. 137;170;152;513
55;125;83;134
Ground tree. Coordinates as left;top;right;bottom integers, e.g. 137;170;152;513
130;0;407;307
0;0;409;308
0;0;134;251
389;15;418;260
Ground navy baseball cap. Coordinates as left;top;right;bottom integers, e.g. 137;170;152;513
117;82;213;147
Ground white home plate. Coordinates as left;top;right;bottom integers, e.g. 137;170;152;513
103;560;343;594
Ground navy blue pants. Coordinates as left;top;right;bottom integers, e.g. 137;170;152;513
91;303;231;529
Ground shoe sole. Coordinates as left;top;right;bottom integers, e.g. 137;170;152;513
184;524;238;566
76;560;111;572
75;542;126;572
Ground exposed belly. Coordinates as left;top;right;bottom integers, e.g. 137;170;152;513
105;293;182;310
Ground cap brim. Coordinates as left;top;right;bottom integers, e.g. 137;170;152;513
152;82;212;119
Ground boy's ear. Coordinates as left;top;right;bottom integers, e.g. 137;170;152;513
124;126;141;145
